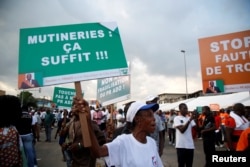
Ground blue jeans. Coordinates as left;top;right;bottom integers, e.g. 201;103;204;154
21;133;38;167
64;149;72;167
45;124;52;141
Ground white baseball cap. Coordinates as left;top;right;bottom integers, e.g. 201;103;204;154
126;101;159;122
145;95;159;102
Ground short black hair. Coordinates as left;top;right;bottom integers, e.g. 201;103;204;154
179;103;187;110
233;103;245;115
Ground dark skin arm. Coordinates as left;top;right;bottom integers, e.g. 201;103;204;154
55;119;62;139
72;97;109;158
176;119;192;133
176;114;196;134
158;131;164;157
201;124;216;134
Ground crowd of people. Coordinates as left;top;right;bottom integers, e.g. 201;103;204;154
164;103;250;167
0;95;72;167
0;94;250;167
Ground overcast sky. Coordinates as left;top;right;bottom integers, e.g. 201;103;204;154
0;0;249;106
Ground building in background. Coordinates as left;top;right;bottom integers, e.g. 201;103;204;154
158;90;203;104
0;90;6;95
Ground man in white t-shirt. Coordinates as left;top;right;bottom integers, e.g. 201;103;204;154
173;103;196;167
90;106;96;121
116;108;125;128
167;109;176;145
31;111;40;142
40;110;46;129
100;107;108;132
145;95;165;157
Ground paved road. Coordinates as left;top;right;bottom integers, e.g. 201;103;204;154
35;128;227;167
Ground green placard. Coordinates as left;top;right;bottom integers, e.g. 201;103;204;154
52;87;77;108
18;22;128;87
97;75;130;106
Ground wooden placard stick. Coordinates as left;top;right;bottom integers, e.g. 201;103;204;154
74;81;91;147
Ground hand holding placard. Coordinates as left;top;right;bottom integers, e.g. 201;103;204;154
74;81;91;147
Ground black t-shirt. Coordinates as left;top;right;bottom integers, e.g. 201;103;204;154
16;111;32;135
202;115;215;138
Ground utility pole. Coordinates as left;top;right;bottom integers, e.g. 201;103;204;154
181;50;188;99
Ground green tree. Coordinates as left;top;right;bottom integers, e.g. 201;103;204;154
18;91;38;108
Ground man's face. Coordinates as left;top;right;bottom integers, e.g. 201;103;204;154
180;104;188;116
137;109;156;134
26;74;32;80
210;81;214;87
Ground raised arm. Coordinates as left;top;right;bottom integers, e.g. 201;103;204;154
72;97;109;158
175;119;192;133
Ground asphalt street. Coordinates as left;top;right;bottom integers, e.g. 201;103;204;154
35;128;228;167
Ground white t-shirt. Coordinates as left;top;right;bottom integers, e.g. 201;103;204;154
150;113;164;149
40;111;46;119
167;114;176;129
35;113;42;125
105;134;163;167
32;115;38;125
53;112;59;121
90;109;95;121
106;112;111;120
101;109;109;124
173;115;196;149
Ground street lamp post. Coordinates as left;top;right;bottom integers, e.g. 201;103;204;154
181;50;188;99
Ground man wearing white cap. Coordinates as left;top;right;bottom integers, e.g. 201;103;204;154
72;97;164;167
